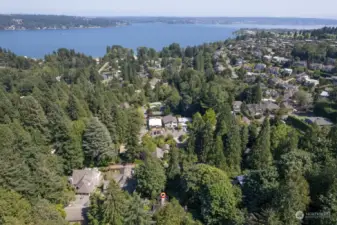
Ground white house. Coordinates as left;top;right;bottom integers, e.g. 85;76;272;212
282;68;293;75
303;75;319;86
148;118;162;128
320;91;330;97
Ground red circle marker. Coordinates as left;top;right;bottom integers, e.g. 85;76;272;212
160;192;166;199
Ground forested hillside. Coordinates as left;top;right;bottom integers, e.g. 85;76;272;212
0;14;128;30
0;31;337;225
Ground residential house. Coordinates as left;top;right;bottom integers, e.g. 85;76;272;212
233;101;243;113
246;102;280;117
296;73;319;86
254;63;267;72
282;85;299;101
273;56;290;63
246;104;264;117
268;77;283;86
264;89;280;98
235;58;244;67
325;57;336;65
320;91;330;98
263;55;272;61
309;63;323;70
304;76;319;86
65;168;102;225
282;68;293;75
262;101;280;112
322;65;335;73
268;67;280;75
178;117;192;128
69;168;102;195
305;117;333;126
106;164;136;189
148;118;162;129
293;61;307;68
253;51;263;58
162;115;178;129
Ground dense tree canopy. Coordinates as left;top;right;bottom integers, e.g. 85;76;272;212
1;31;337;225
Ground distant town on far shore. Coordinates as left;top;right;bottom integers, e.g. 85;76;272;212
1;14;337;30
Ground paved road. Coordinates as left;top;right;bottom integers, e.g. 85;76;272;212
224;51;238;79
98;62;109;74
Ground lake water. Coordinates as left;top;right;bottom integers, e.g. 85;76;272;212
0;23;330;58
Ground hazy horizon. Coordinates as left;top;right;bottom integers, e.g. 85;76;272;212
2;13;337;21
2;0;337;19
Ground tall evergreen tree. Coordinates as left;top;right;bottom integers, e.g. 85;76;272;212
102;180;129;225
66;94;86;120
208;135;226;170
249;118;272;170
82;117;115;166
124;193;152;225
0;88;17;123
135;156;167;198
225;118;242;175
166;147;181;180
241;125;249;153
47;104;83;173
215;103;232;136
252;83;262;103
18;96;48;134
200;121;214;163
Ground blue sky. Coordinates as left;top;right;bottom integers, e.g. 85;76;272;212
1;0;337;18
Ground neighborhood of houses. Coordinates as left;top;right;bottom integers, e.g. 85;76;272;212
63;31;337;224
224;31;336;127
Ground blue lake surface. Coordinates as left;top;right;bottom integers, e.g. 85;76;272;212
0;23;329;58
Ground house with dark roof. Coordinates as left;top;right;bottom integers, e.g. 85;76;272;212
293;61;307;68
254;63;267;72
162;115;178;129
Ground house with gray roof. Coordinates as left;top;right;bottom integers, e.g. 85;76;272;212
70;168;102;195
305;117;333;126
254;63;267;72
65;168;102;225
162;115;178;129
246;102;280;117
233;101;242;113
